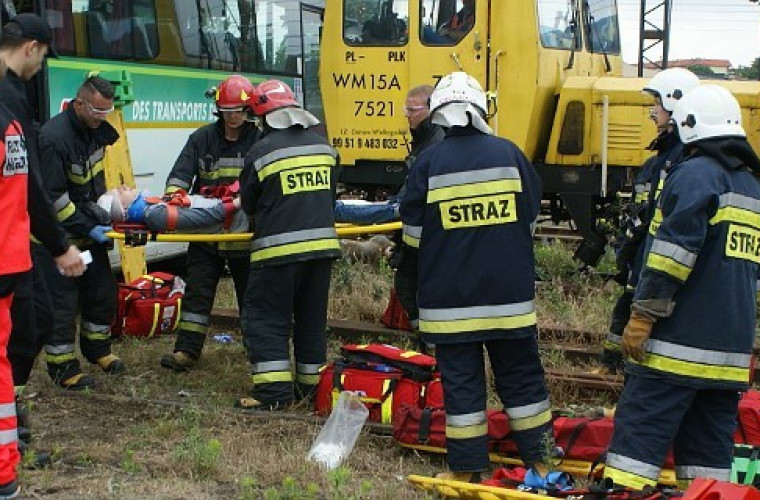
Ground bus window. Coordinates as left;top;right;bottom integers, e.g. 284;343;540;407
71;0;158;60
344;0;408;46
584;0;620;54
537;0;581;50
420;0;474;46
46;0;76;56
175;1;304;74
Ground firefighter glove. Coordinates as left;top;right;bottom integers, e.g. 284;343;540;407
622;309;655;363
88;225;113;244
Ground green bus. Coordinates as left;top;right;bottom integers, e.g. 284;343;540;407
2;0;326;262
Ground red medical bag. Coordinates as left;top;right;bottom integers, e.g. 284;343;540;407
113;272;184;338
681;477;760;499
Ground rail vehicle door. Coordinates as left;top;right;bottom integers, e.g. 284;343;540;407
410;0;489;93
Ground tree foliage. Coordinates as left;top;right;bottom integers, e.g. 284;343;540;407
735;57;760;81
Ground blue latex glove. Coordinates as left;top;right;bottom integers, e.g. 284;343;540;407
523;469;573;491
88;225;113;244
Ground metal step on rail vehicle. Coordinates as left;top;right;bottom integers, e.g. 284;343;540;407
319;0;760;267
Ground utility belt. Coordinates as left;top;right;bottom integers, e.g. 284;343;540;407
315;343;442;424
113;272;185;338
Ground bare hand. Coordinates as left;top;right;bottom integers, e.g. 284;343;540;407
55;245;85;277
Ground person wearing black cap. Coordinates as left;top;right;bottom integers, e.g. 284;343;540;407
0;12;85;476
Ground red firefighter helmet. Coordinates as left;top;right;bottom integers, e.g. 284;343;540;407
215;75;254;111
251;79;299;116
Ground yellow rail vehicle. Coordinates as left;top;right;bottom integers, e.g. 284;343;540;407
320;0;760;265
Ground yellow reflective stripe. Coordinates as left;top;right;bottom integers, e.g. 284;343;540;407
419;311;537;334
198;167;243;180
148;303;160;338
638;353;749;383
57;201;76;222
178;321;207;334
165;185;183;194
427;179;522;204
172;298;182;332
250;238;340;262
402;233;420;248
82;331;110;341
604;466;657;490
509;408;552;431
296;373;321;385
646;253;691;281
710;206;760;230
67;161;104;185
219;241;251;251
258;154;336;181
445;421;488;440
45;352;77;363
381;379;394;424
252;371;293;384
649;208;663;236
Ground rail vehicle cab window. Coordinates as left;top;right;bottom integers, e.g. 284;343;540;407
174;0;304;73
584;0;621;54
537;0;581;50
70;0;159;60
420;0;475;46
43;0;76;56
344;0;408;46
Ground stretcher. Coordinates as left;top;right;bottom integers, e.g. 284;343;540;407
105;221;402;244
408;474;573;500
399;442;677;486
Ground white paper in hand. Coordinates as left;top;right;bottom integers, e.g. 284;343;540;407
80;250;93;266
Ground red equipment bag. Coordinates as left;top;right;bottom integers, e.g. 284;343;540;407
681;477;760;500
393;405;514;450
315;344;442;423
113;272;184;338
736;390;760;446
381;288;413;331
314;362;443;423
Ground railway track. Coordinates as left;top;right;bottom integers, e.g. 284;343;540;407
209;311;760;394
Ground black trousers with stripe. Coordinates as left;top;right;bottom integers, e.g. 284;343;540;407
9;244;53;387
173;242;249;359
606;374;739;488
436;336;551;472
42;243;117;382
241;259;333;405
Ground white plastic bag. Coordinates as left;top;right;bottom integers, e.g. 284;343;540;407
307;391;369;469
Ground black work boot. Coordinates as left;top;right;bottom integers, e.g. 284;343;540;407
0;480;19;499
160;351;197;372
58;373;96;391
96;354;126;374
15;398;30;444
18;439;52;470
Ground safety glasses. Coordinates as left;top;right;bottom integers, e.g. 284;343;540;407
80;99;114;117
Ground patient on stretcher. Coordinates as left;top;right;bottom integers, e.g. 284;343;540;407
97;185;249;234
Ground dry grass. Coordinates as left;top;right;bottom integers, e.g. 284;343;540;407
21;246;622;498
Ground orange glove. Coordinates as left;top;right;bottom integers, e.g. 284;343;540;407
622;309;656;363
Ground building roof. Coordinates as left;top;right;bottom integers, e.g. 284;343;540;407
644;58;732;69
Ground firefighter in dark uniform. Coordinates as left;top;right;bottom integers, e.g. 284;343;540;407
598;69;699;374
160;75;258;372
401;72;550;481
37;75;122;389
604;84;760;490
238;80;341;409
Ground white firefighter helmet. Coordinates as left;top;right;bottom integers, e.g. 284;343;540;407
429;71;492;134
642;68;700;113
672;84;745;144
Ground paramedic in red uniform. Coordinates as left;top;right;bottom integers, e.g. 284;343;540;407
160;75;259;373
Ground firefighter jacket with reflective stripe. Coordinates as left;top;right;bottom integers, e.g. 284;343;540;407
165;120;258;194
38;106;119;239
400;127;542;344
631;139;760;390
626;131;684;289
0;103;31;275
239;126;341;268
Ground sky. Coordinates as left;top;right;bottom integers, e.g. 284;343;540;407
616;0;760;67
